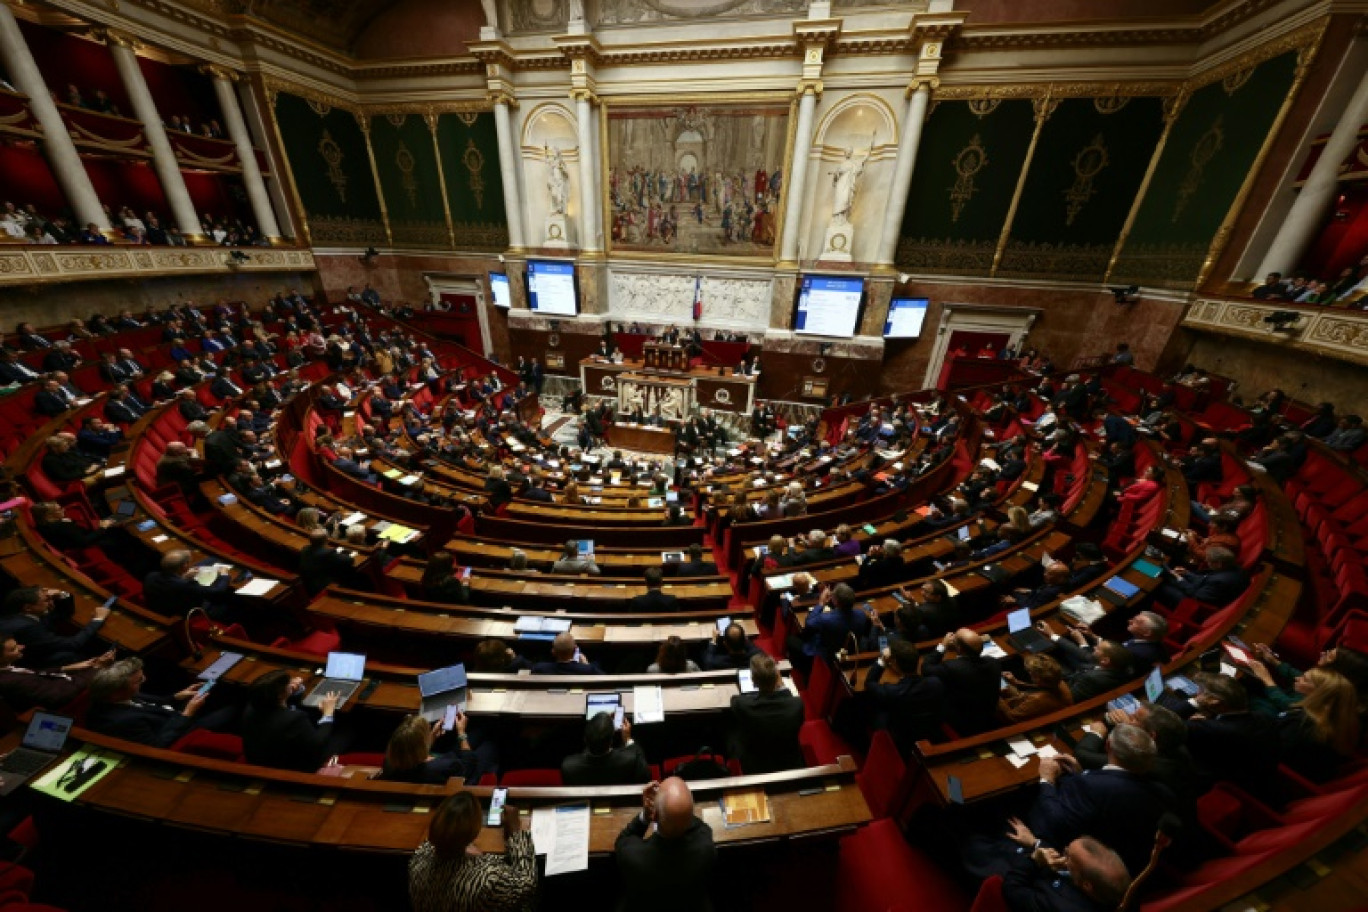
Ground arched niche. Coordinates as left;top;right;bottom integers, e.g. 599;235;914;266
520;103;582;242
805;94;900;263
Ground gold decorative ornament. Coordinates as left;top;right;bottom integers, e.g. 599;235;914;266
463;138;487;210
307;99;331;118
318;129;348;202
1173;116;1223;222
456;112;479;127
1221;68;1255;95
386;113;407;128
1064;134;1110;226
949;134;988;223
1093;95;1130;115
395;141;418;208
967;98;1001;119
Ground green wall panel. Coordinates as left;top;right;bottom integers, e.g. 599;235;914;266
436;112;508;251
273;92;385;247
896;98;1036;275
1112;51;1299;288
369;113;449;249
998;96;1165;281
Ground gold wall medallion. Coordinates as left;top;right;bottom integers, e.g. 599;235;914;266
967;98;1001;119
396;141;418;208
464;139;487;210
318;130;348;202
1173;116;1223;222
1064;134;1110;226
949;134;988;223
307;99;332;118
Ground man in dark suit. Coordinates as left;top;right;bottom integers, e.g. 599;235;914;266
1185;672;1279;798
855;539;906;589
862;640;945;752
0;349;40;385
1060;639;1135;703
33;379;74;417
40;435;98;482
0;587;110;669
1154;547;1249;609
790;529;836;566
299;529;360;596
242;668;346;771
41;341;80;374
1066;543;1108;590
105;385;148;424
673;543;717;578
1000;836;1132;912
0;636;110;712
1052;611;1168;673
1076;704;1199;830
615;778;716;911
531;632;605;675
522;478;554;502
210;373;243;400
86;657;222;748
900;578;958;639
562;712;650;786
702;621;762;671
1180;439;1223;487
728;653;804;774
142;550;237;621
203;426;242;476
627;568;680;613
922;628;1002;735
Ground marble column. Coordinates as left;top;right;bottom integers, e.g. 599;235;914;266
0;4;108;230
874;82;932;267
1255;67;1368;278
108;37;202;239
778;87;818;265
492;97;526;249
208;70;281;240
574;93;601;252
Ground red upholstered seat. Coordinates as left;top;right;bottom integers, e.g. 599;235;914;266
856;730;908;820
171;730;245;762
836;819;968;912
968;875;1009;912
335;752;385;767
500;769;563;787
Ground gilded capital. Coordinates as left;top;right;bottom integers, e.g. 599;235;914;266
797;79;823;99
487;89;518;109
199;64;240;83
90;27;140;50
569;87;599;106
907;75;940;97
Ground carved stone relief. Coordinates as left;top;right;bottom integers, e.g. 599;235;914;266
608;271;771;328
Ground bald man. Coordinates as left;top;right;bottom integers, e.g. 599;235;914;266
1002;835;1131;912
922;628;1003;735
615;778;716;912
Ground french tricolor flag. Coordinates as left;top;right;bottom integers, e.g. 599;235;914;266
692;276;703;321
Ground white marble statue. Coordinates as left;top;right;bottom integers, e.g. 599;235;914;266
661;387;685;420
568;0;586;23
547;146;569;216
479;0;499;30
830;145;870;226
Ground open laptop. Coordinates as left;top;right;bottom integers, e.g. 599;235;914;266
577;540;595;560
418;663;468;723
0;712;73;796
302;652;366;708
1005;608;1053;654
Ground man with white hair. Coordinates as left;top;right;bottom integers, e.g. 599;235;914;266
1002;835;1132;912
616;777;716;911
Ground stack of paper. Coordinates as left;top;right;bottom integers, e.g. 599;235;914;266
532;805;590;875
633;685;664;724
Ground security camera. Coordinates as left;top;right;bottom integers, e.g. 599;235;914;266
1110;285;1139;305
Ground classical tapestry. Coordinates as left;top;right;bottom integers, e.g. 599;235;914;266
606;102;789;258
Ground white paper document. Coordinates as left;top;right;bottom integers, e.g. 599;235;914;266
633;685;664;724
540;804;591;876
237;577;279;597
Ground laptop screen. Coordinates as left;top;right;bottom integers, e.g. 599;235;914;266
1144;666;1165;703
1006;608;1031;634
956;526;971;542
324;652;366;681
577;540;594;558
585;692;621;720
418;663;468;698
24;712;73;752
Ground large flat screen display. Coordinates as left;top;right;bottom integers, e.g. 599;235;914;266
489;272;511;309
794;275;863;338
883;297;929;338
527;260;578;316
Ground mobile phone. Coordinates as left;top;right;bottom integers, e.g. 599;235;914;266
198;677;216;696
443;703;458;730
878;635;889;653
486;788;508;826
461;567;472;580
102;596;117;610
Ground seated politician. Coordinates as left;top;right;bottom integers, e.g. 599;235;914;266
561;712;650;786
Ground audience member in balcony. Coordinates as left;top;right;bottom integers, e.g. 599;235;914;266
78;222;109;245
1184;672;1279;797
34;379;75;417
1179;438;1222;487
64;84;83;107
118;207;144;234
122;225;150;245
922;628;1002;735
1249;433;1298;483
21;219;55;244
41;339;80;374
15;321;50;349
0;208;25;239
0;348;39;385
1321;414;1366;451
1251;271;1288;299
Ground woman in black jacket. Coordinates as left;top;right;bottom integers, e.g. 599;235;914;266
380;713;490;785
1278;668;1360;782
422;551;471;604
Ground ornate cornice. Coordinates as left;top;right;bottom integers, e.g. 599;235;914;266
360;100;491;118
1186;17;1326;92
952;0;1281;52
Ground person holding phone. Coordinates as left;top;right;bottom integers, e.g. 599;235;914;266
409;791;537;912
561;712;650;786
380;712;496;785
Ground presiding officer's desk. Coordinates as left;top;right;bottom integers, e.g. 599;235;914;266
13;718;867;854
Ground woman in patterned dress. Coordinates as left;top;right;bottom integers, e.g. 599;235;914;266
409;791;537;912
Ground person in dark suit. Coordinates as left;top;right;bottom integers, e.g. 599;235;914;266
728;653;804;774
1185;672;1279;798
627;568;680;613
922;628;1002;735
33;500;114;552
1000;836;1132;912
142;550;237;621
104;385;148;424
615;778;716;911
420;550;471;605
1154;547;1249;609
0;349;40;385
34;381;74;417
1076;704;1199;831
673;543;716;578
561;712;650;786
40;434;97;482
41;341;80;374
522;477;553;502
1066;543;1108;590
242;668;347;771
0;587;109;669
787;583;872;677
701;621;762;671
899;578;959;640
483;466;514;509
862;640;946;751
531;632;604;675
86;657;223;748
0;636;110;712
379;712;492;785
1053;611;1168;673
1057;639;1135;703
299;529;362;596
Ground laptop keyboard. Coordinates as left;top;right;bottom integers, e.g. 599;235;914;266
2;749;51;776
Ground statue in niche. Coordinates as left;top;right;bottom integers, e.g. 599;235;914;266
829;144;870;226
568;0;585;23
479;0;499;29
546;146;570;216
660;387;685;421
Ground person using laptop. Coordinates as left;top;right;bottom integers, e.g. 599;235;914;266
242;668;351;771
0;587;110;669
999;654;1073;723
531;633;604;675
550;539;599;575
0;636;114;712
86;658;233;748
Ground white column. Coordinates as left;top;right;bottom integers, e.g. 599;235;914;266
779;88;818;264
108;38;202;239
209;71;281;240
875;83;932;267
492;98;526;249
575;94;600;252
1256;68;1368;277
0;4;108;230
